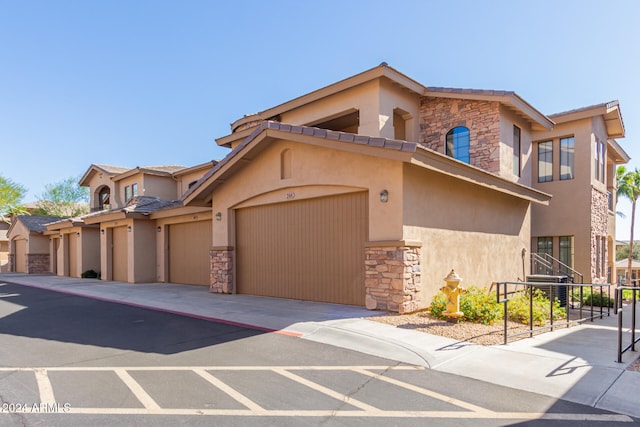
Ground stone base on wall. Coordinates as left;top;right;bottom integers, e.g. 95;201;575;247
210;247;233;293
26;254;50;274
7;254;14;272
364;241;422;313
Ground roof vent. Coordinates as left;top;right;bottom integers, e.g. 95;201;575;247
379;61;388;67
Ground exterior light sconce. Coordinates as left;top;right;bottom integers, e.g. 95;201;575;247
59;234;63;238
157;226;161;232
215;212;222;221
76;232;80;237
101;229;105;235
127;226;132;232
380;189;389;203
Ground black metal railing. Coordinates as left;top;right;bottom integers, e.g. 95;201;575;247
530;253;583;283
615;284;640;363
495;281;611;345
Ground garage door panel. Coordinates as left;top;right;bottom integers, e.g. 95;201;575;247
15;240;26;273
237;192;367;305
112;226;128;282
68;234;78;278
169;221;212;286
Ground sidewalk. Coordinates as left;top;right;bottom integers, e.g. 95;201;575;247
1;273;639;418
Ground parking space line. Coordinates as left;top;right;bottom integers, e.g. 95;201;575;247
273;368;380;412
34;368;55;404
114;369;160;410
193;368;266;414
353;367;493;414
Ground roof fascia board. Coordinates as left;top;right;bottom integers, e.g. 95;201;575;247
608;139;631;164
412;146;551;205
150;206;211;220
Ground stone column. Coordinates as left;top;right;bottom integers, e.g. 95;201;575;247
210;246;233;293
364;241;422;313
7;254;14;272
26;254;50;274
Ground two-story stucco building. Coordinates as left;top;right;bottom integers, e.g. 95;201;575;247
8;64;629;313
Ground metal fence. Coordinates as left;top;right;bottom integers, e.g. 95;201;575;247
615;285;640;363
495;281;611;345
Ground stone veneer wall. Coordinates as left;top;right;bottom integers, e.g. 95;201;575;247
419;97;501;174
210;247;233;293
7;254;14;272
364;242;422;313
591;188;609;283
26;254;50;274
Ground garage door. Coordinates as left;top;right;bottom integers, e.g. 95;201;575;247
112;226;128;282
15;239;26;273
236;192;368;306
68;233;78;277
169;220;212;286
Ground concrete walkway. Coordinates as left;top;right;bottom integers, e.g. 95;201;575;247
1;273;639;419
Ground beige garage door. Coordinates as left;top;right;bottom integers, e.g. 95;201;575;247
236;192;368;306
169;220;212;286
15;239;26;273
68;233;78;278
112;226;128;282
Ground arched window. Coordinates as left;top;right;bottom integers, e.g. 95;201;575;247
446;126;470;163
98;187;111;210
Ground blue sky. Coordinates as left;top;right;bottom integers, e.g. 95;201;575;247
1;0;639;238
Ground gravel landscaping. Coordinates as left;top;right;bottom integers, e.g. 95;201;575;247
367;309;640;371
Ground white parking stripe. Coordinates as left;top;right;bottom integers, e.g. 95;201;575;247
273;368;380;412
114;369;160;410
353;367;494;414
193;368;266;413
34;368;55;404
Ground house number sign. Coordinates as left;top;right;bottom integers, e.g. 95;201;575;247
285;192;295;199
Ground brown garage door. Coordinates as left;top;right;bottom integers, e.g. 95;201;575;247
15;239;26;273
112;226;128;282
169;220;212;286
236;192;368;306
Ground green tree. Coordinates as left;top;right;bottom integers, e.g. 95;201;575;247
0;174;28;223
616;243;640;261
34;176;89;218
616;166;640;282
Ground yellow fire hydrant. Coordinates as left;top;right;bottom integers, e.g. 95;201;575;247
441;269;465;323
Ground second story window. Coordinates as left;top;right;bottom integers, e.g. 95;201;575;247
538;141;553;182
132;183;138;197
513;125;521;177
560;136;575;180
445;126;470;164
98;187;111;210
125;185;131;201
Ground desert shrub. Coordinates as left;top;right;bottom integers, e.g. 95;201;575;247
81;269;99;278
429;286;502;325
460;286;502;325
429;292;447;319
570;287;614;307
507;288;566;326
622;289;640;301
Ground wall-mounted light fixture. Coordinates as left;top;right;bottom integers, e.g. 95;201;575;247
157;226;161;232
76;232;80;237
380;189;389;203
215;212;222;221
101;229;105;235
127;226;132;232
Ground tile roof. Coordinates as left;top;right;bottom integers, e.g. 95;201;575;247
122;196;183;213
16;215;62;232
136;165;187;174
426;87;515;97
93;164;130;174
548;100;619;118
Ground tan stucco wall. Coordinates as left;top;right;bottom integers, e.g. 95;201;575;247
402;164;531;304
499;105;533;186
141;175;179;200
211;139;405;249
230;78;421;149
532;117;610;283
87;171;121;209
176;170;210;197
99;218;133;282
